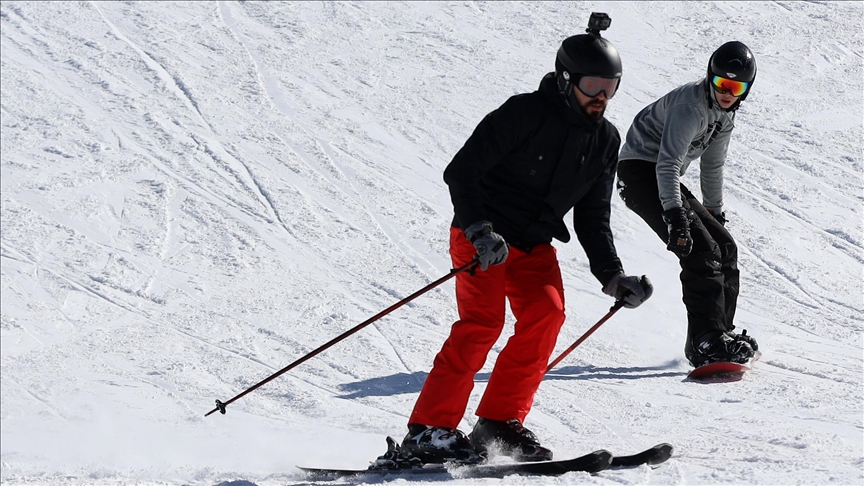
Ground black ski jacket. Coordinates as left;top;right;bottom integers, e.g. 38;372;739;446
444;73;623;286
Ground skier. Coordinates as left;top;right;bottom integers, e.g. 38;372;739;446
402;14;653;465
615;41;759;368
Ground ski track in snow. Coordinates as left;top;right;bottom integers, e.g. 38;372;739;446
1;2;862;485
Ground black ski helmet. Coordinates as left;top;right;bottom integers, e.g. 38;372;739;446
706;41;757;110
555;13;622;110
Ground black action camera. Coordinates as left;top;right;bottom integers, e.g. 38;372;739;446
586;12;611;35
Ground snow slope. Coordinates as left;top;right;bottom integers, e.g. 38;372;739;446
1;1;861;485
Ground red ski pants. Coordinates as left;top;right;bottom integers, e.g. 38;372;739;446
409;227;566;429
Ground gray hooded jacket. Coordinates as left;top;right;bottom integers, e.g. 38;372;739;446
618;79;735;213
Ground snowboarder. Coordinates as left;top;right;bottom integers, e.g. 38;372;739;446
402;14;653;465
615;41;759;368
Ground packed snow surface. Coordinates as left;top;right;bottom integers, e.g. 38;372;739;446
1;2;861;485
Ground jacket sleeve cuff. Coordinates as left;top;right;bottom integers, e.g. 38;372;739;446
596;267;625;289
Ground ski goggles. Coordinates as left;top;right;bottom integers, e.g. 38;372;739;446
575;76;620;99
711;75;749;97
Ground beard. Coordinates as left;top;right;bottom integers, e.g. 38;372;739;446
580;100;607;121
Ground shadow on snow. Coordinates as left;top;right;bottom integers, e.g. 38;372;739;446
336;361;685;399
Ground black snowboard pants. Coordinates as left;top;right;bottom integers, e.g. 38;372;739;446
616;159;739;345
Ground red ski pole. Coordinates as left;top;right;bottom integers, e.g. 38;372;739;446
545;300;624;373
206;259;479;417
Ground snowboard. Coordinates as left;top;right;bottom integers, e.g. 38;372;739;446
297;442;673;480
687;351;762;383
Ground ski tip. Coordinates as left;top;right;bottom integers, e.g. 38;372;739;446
609;443;674;468
647;443;674;465
595;449;614;459
592;449;614;473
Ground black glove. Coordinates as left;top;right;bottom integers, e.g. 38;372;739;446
464;221;509;271
708;209;727;227
603;273;654;309
662;207;694;257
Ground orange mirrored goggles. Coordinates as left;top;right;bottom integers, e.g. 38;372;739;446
711;75;749;97
576;76;620;99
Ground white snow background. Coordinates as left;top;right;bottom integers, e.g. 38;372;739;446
1;1;862;485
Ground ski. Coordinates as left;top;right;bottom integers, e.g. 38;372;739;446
298;449;610;479
297;442;672;480
687;351;762;383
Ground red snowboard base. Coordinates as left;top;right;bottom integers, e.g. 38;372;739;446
687;352;761;383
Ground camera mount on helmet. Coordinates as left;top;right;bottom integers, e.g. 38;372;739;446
586;12;611;36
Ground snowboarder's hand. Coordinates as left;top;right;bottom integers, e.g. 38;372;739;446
603;273;653;308
662;207;694;257
464;221;509;271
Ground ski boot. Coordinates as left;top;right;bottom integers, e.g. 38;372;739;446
400;424;486;465
469;418;553;462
